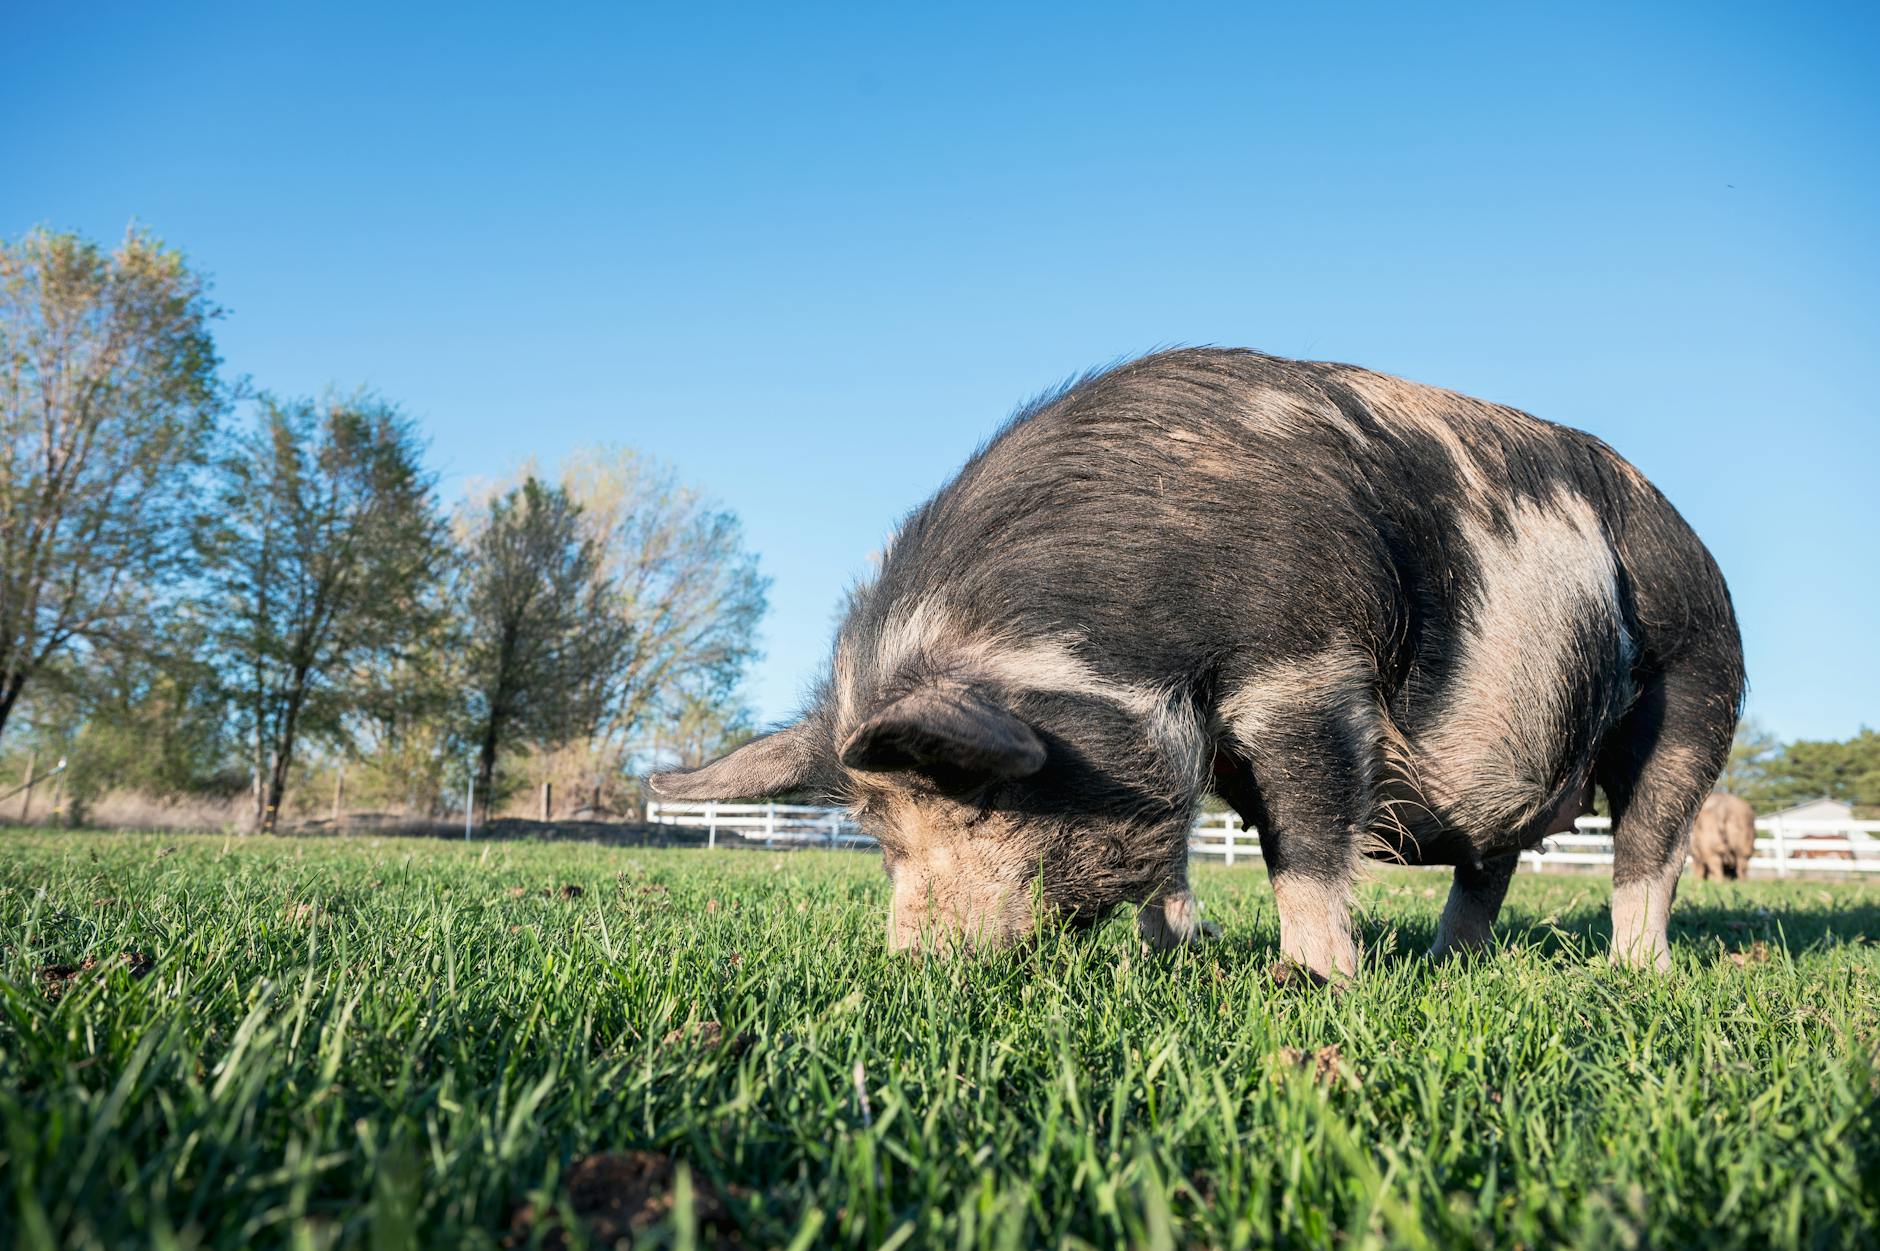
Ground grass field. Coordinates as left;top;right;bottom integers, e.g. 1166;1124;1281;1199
2;830;1876;1250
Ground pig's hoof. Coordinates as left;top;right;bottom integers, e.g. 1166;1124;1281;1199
1270;959;1347;991
1139;918;1221;957
1136;893;1217;951
1608;941;1673;973
1427;934;1492;963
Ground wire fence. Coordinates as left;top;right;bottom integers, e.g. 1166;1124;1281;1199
646;801;1880;876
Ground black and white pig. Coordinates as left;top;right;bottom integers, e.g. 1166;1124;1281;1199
651;349;1744;976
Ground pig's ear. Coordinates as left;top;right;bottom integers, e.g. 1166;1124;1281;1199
648;722;827;799
839;685;1046;780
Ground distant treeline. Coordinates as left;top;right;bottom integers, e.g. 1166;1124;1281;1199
1720;722;1880;817
1;227;765;830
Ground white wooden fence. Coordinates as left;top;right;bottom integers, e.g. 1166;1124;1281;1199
646;802;1880;875
644;801;877;849
1506;815;1880;876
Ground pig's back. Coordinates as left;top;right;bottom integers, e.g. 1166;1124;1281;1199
887;348;1668;672
863;347;1736;853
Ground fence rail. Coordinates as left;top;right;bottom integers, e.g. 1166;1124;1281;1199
646;802;1880;874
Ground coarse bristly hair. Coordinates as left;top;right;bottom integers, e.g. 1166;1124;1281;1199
652;348;1745;962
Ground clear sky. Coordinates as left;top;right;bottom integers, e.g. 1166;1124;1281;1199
4;2;1875;743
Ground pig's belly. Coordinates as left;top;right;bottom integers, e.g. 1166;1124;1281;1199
1358;765;1594;866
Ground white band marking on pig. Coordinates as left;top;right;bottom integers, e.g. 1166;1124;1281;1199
1416;492;1630;834
1271;874;1359;978
839;595;1209;798
1610;858;1681;971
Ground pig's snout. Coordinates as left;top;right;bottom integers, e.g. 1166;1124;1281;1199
887;867;1036;955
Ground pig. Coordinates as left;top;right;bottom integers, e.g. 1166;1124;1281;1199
1690;792;1757;880
650;349;1745;976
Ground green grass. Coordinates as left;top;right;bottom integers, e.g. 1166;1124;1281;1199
1;830;1876;1251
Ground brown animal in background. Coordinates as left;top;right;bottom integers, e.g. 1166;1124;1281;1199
1690;792;1757;880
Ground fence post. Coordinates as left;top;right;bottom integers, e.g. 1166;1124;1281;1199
706;800;718;850
765;802;777;846
1770;816;1787;878
1224;821;1236;867
828;811;839;849
18;750;36;823
540;781;552;823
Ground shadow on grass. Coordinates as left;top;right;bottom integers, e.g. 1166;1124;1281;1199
1126;914;1875;981
1371;896;1880;966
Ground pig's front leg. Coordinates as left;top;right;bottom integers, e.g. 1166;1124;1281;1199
1429;852;1519;960
1270;870;1358;979
1137;884;1221;951
1232;706;1365;980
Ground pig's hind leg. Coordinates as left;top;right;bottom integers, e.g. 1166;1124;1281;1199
1597;665;1738;970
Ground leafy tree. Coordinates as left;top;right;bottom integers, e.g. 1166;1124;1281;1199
202;395;445;831
12;607;236;822
0;227;227;744
1715;721;1880;817
459;477;629;821
343;595;461;818
1758;730;1880;814
1719;718;1783;801
653;687;758;771
561;447;768;755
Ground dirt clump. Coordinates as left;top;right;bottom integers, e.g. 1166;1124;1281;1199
662;1020;724;1049
660;1020;757;1058
37;950;155;1001
1277;1043;1361;1090
37;961;90;1001
506;1150;738;1249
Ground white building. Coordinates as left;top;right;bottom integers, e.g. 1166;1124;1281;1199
1765;796;1876;861
1767;796;1854;824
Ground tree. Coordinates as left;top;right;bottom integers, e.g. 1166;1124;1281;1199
0;227;226;744
202;395;444;831
653;687;758;771
459;476;629;821
561;448;768;758
344;593;461;818
1719;718;1783;801
1715;721;1880;817
12;605;236;823
1759;730;1880;814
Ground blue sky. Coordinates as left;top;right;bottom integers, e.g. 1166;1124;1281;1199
4;2;1875;742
